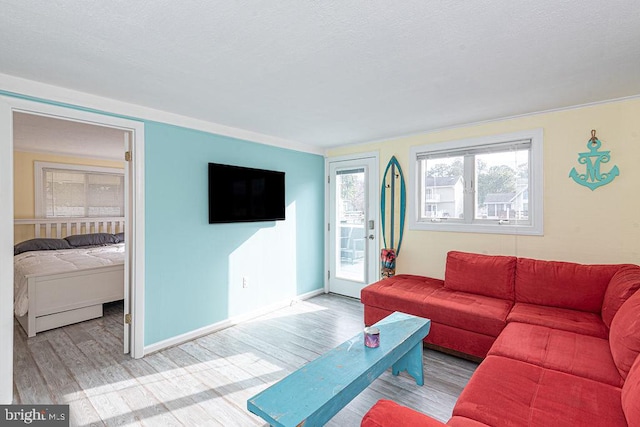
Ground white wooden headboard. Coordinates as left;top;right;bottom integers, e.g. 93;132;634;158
14;217;125;239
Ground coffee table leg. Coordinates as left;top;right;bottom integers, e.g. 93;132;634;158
391;342;424;386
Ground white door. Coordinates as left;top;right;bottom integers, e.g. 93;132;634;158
123;132;132;354
328;155;379;298
0;97;14;403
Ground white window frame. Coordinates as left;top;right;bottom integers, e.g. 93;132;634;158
35;161;125;218
408;129;543;235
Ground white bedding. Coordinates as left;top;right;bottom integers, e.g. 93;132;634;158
14;243;125;317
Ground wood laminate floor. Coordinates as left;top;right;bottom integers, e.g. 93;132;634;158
13;294;478;426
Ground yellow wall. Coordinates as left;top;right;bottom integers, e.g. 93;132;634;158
327;98;640;278
13;152;124;243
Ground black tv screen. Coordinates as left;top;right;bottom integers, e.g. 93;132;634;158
208;163;285;223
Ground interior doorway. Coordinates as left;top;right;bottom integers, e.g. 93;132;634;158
14;112;132;351
0;96;146;404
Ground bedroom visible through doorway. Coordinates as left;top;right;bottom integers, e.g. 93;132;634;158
0;96;146;404
12;112;132;351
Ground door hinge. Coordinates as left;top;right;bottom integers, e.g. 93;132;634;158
125;151;132;162
328;223;330;232
124;313;132;324
328;270;330;279
327;175;330;184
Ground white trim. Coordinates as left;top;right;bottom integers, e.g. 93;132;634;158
34;161;124;218
324;151;380;295
324;94;640;150
408;128;543;236
35;161;122;174
14;147;122;162
411;129;541;154
143;288;325;355
0;73;322;155
326;151;381;163
130;124;145;359
324;158;330;293
0;97;13;404
0;96;145;368
3;72;639;155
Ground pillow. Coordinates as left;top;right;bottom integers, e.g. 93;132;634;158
14;238;72;255
64;233;119;247
114;232;125;243
515;257;619;313
444;251;516;300
602;265;640;328
361;400;439;427
609;290;640;379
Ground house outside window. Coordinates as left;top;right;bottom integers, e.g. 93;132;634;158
424;203;437;218
423;175;464;219
409;129;543;235
35;162;125;218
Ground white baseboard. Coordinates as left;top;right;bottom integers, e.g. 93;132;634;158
143;288;326;355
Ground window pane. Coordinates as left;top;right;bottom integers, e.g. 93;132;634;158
335;168;365;282
419;156;464;220
87;173;124;216
475;149;529;222
45;170;86;217
44;168;124;218
410;130;541;234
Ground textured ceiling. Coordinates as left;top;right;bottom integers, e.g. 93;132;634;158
2;1;640;148
13;113;125;161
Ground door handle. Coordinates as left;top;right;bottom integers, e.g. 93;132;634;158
368;234;375;240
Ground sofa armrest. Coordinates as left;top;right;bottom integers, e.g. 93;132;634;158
361;399;447;427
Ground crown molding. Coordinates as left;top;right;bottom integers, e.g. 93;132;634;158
327;93;640;152
0;73;323;155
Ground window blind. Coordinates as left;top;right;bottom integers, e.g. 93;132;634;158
417;139;531;160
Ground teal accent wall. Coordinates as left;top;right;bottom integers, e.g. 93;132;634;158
1;90;326;347
144;122;325;345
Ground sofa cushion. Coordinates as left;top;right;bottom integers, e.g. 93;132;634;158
602;265;640;328
423;288;512;337
444;251;516;300
621;355;640;427
360;401;492;427
452;356;626;427
507;302;608;338
366;304;496;358
447;417;491;427
361;275;443;315
514;257;620;313
361;400;448;427
609;290;640;379
489;323;623;387
425;322;497;359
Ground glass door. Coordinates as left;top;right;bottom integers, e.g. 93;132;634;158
328;156;379;298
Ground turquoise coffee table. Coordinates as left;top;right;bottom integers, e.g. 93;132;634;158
247;311;431;427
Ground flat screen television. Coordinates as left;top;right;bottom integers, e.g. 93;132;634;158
208;163;285;223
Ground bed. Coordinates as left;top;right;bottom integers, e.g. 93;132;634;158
13;217;125;337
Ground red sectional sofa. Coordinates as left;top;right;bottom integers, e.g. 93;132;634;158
360;251;640;427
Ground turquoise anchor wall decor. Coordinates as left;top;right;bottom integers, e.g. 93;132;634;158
569;130;619;191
